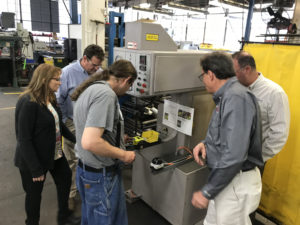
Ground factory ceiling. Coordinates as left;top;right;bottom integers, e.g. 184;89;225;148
110;0;295;13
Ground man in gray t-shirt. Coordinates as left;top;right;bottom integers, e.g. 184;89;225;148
74;82;121;168
71;59;137;225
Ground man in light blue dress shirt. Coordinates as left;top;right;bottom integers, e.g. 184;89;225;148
56;44;104;210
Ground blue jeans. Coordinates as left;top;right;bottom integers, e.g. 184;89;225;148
76;164;128;225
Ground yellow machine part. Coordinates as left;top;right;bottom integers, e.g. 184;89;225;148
199;43;213;49
244;43;300;225
44;56;54;65
142;130;159;143
132;136;145;145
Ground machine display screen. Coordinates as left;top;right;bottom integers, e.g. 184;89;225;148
140;55;147;65
139;55;147;71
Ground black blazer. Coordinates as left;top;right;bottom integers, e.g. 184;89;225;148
14;94;75;177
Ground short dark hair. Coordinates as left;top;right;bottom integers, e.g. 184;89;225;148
83;44;105;61
232;51;256;70
201;52;235;80
71;59;137;101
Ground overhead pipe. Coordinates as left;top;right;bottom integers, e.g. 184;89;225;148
244;0;254;41
69;0;78;24
19;0;23;23
49;0;53;32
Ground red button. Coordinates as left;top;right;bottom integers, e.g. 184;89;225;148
142;83;147;88
139;89;145;94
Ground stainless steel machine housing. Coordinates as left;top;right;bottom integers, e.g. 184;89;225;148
114;47;207;97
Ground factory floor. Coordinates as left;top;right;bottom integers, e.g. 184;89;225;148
0;87;275;225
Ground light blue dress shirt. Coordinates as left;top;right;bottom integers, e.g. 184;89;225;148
56;60;89;122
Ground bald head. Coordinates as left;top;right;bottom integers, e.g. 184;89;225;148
232;51;256;70
232;51;258;86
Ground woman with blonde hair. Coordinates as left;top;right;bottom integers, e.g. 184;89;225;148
14;64;80;225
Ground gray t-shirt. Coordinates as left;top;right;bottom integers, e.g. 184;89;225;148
73;81;120;168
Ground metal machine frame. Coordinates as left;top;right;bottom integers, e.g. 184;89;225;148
108;12;125;66
116;22;215;225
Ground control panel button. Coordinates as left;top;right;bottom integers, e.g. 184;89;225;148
142;83;147;88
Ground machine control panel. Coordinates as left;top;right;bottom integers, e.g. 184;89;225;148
133;54;150;96
114;47;205;97
117;50;151;96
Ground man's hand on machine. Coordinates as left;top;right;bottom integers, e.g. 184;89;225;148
124;134;132;144
193;142;206;166
121;150;136;164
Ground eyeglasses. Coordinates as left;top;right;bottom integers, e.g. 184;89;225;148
51;78;61;82
198;72;206;82
87;57;101;68
127;77;135;86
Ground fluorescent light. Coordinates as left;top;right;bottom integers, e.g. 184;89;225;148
140;3;151;8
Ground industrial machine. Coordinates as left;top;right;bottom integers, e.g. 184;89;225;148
0;14;66;87
16;23;34;60
115;21;215;225
114;48;207;96
0;30;23;87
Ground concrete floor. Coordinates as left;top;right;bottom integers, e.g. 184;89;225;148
0;87;272;225
0;87;171;225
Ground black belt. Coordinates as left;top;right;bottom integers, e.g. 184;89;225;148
242;167;255;172
78;160;117;173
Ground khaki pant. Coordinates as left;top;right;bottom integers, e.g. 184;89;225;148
63;118;78;199
204;167;262;225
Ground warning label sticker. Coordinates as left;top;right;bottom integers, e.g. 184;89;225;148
146;34;159;41
127;42;137;49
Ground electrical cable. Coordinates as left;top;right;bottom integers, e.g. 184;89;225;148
176;146;193;155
